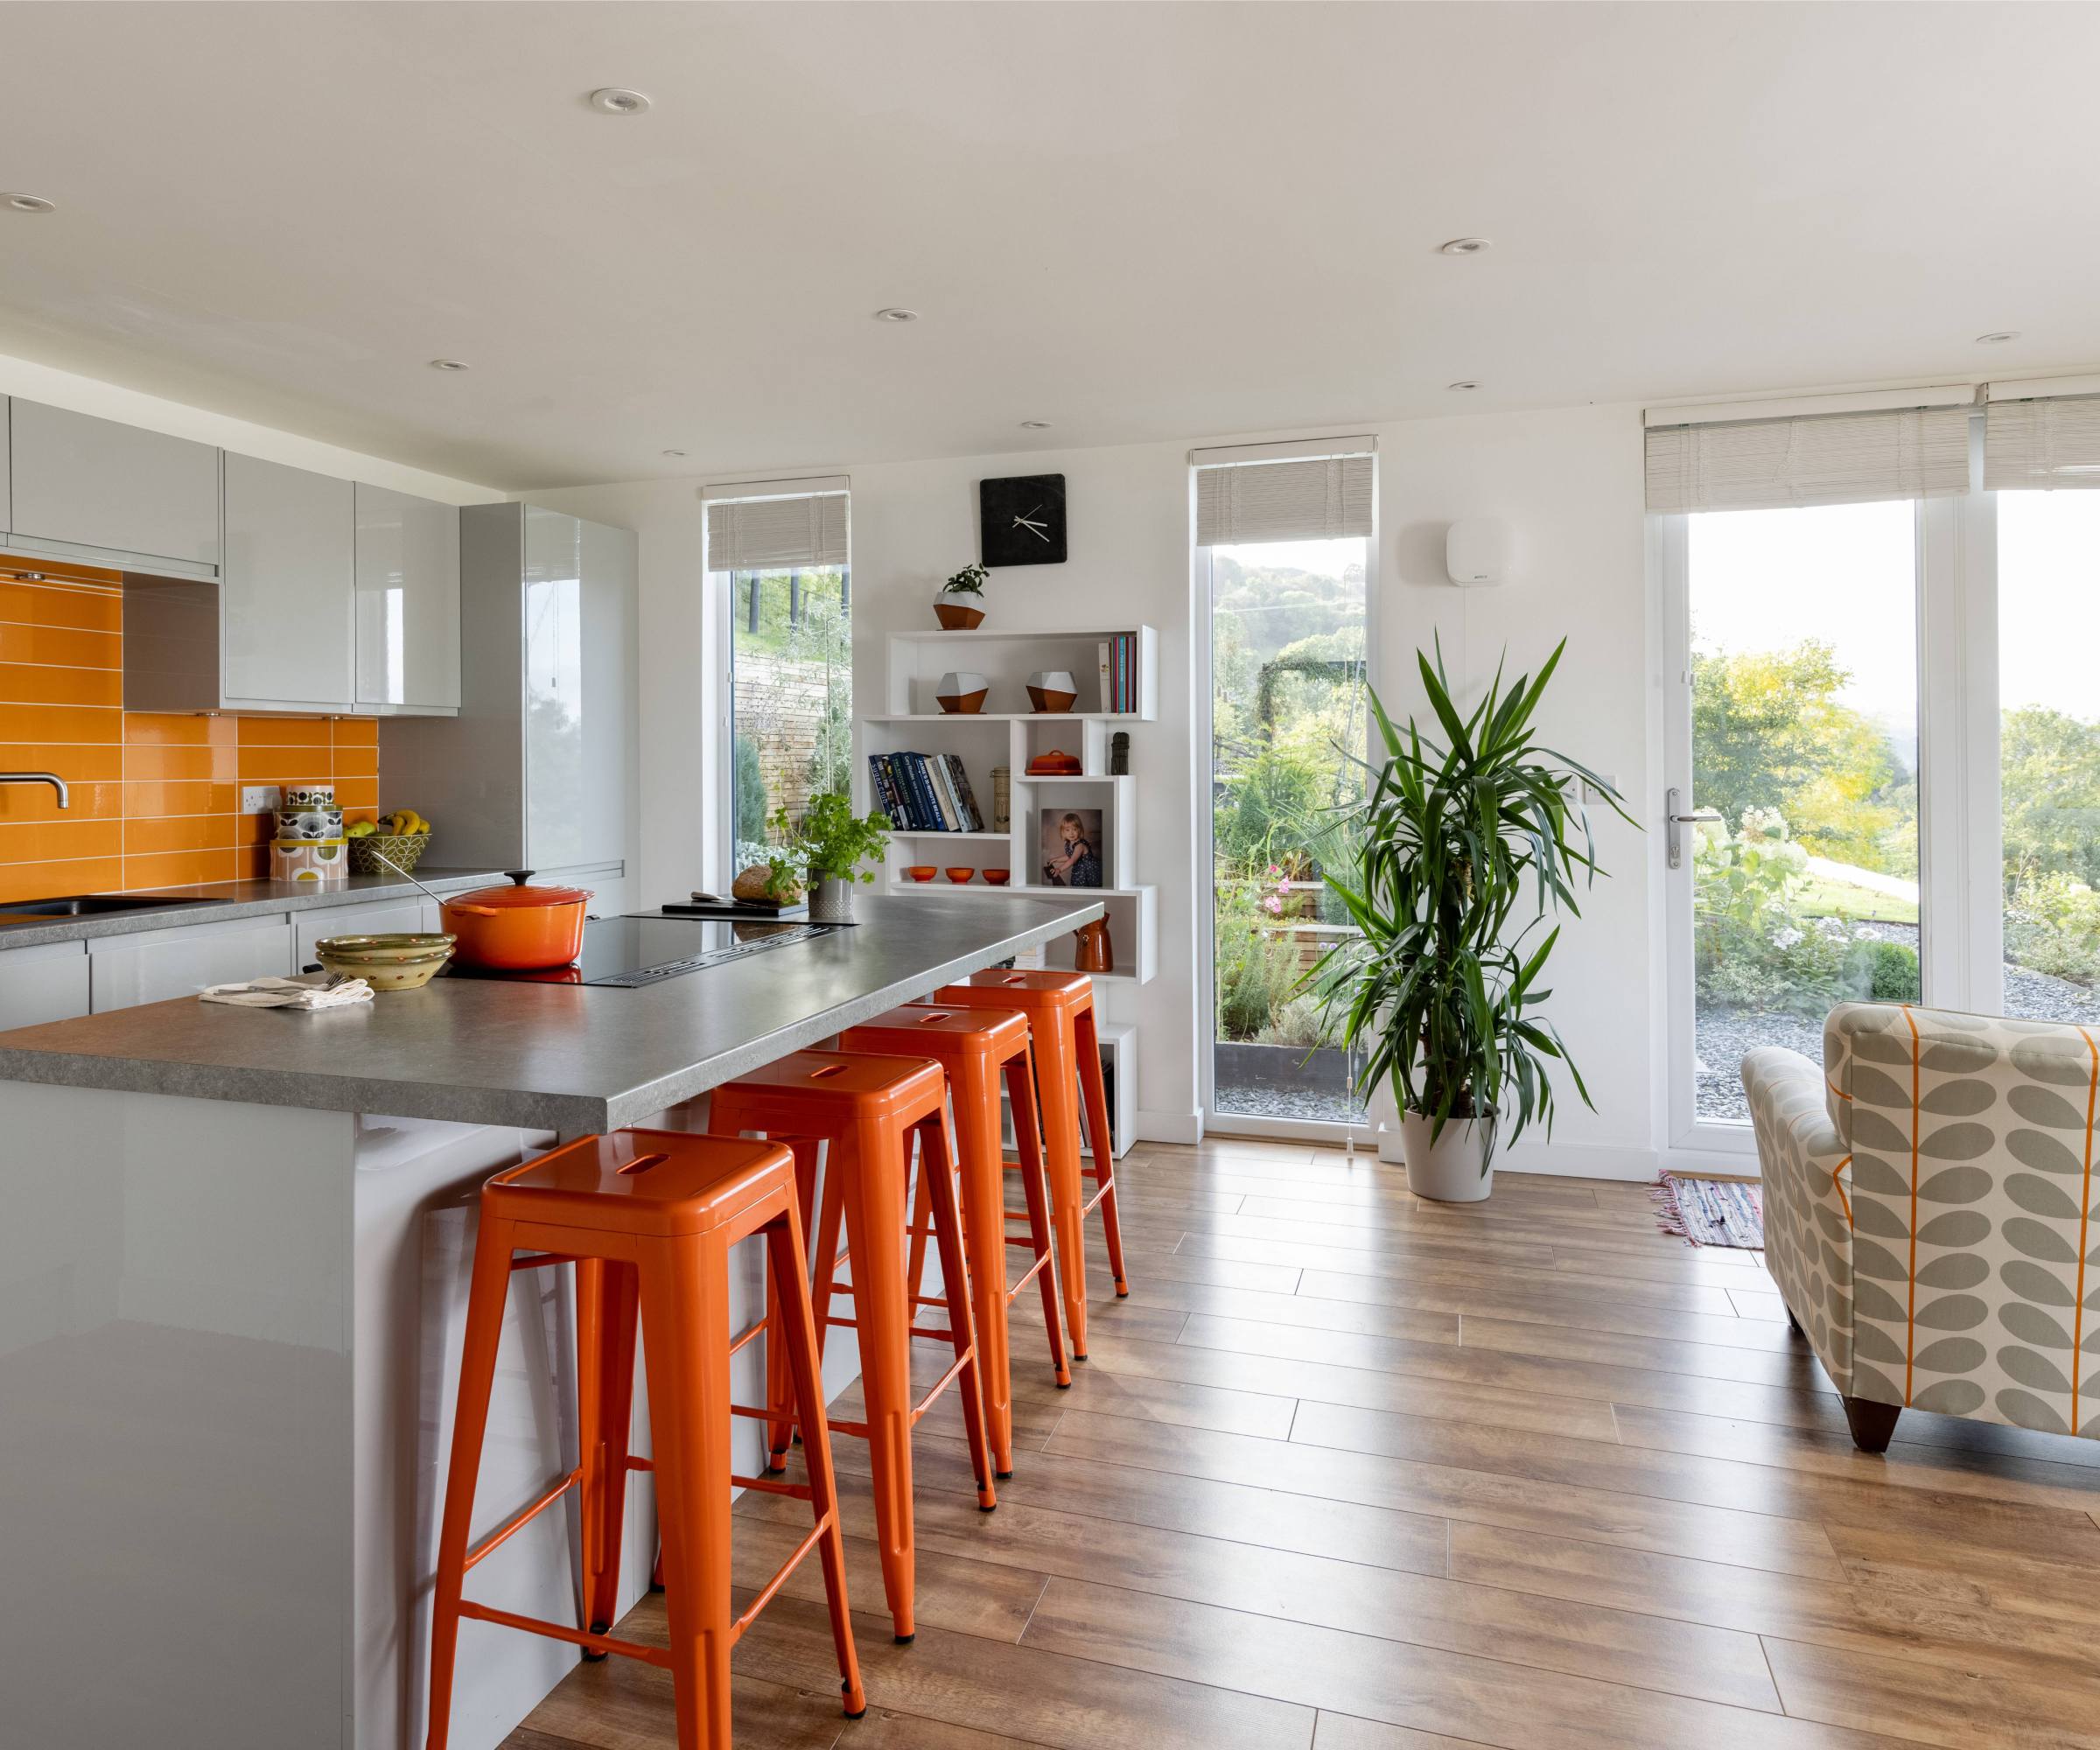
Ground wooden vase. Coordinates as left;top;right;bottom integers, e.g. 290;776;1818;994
934;600;986;630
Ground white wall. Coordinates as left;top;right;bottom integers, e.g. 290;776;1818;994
542;400;1668;1172
0;351;500;504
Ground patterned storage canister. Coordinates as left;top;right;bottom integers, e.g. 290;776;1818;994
284;782;336;811
276;807;346;842
271;839;349;884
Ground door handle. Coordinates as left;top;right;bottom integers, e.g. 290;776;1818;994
1665;788;1723;869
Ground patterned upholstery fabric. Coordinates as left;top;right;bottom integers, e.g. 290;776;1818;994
1746;1001;2100;1439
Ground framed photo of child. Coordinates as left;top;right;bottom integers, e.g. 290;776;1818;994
1040;808;1103;888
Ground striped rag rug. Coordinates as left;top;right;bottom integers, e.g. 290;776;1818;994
1652;1172;1763;1249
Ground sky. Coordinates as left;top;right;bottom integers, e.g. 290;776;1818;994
1690;492;2100;723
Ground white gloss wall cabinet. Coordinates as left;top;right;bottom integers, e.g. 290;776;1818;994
355;482;462;713
380;503;638;884
0;940;90;1029
0;396;11;536
88;914;295;1012
6;398;222;577
221;452;357;710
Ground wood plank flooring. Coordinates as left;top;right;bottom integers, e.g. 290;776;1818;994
508;1138;2100;1750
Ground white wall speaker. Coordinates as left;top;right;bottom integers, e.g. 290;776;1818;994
1446;518;1509;587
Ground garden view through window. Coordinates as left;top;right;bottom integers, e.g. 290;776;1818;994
1686;502;1922;1123
730;565;850;875
1209;536;1369;1126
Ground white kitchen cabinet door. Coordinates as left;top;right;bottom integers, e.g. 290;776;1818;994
222;452;355;710
89;916;294;1012
0;940;90;1029
8;400;221;574
0;396;11;537
355;484;460;712
294;900;429;968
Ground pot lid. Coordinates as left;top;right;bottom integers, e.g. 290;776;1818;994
451;870;592;909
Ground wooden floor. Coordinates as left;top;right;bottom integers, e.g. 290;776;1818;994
508;1138;2100;1750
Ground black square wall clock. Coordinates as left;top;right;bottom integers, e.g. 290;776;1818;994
978;473;1067;567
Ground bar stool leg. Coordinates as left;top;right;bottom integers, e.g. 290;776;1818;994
1073;1004;1130;1296
637;1232;736;1750
1030;1018;1091;1358
837;1119;923;1641
948;1054;1018;1474
763;1209;867;1718
1005;1045;1071;1388
426;1212;519;1750
763;1138;822;1471
574;1257;640;1653
914;1111;998;1509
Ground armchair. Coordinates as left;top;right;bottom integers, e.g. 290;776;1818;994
1744;1001;2100;1451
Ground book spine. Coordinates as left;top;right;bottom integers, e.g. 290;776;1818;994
896;754;925;830
867;755;895;826
876;755;907;828
908;754;945;830
930;754;960;830
946;755;984;831
1098;640;1113;713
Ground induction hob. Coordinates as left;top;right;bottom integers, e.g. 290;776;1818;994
443;914;842;986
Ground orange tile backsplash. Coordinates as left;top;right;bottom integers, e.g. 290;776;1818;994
0;557;386;904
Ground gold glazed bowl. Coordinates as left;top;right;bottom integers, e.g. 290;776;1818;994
313;932;457;990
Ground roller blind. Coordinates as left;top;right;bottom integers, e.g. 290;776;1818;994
1644;406;1970;513
705;490;849;571
1194;453;1373;546
1984;395;2100;490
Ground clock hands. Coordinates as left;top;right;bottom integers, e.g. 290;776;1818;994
1012;506;1050;541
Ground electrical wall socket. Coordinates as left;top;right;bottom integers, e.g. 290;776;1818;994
241;785;281;815
1579;774;1620;804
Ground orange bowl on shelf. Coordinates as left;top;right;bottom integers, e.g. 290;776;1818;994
905;865;938;882
982;868;1012;886
944;866;976;884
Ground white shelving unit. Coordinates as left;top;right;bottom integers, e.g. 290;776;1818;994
861;624;1159;986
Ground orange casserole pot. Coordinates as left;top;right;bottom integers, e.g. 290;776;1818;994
442;871;592;970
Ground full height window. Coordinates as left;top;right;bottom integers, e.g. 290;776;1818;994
1194;442;1376;1135
707;482;851;877
1655;384;2100;1149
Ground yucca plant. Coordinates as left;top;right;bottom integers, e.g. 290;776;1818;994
1312;638;1630;1172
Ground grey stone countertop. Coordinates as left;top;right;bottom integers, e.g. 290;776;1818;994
0;892;1105;1136
0;865;515;948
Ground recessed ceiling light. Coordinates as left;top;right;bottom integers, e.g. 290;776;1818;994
1447;381;1480;391
4;193;56;214
662;449;687;458
1438;237;1490;256
428;358;471;372
589;88;651;116
1019;420;1052;430
1975;331;2020;345
872;306;920;323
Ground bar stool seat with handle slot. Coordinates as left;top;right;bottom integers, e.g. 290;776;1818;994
707;1049;998;1644
837;1001;1070;1480
425;1130;864;1750
932;969;1128;1360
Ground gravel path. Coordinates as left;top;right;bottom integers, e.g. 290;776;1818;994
1698;920;2100;1121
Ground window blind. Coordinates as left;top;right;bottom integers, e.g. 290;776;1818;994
1644;405;1970;513
705;490;850;571
1194;453;1373;546
1984;395;2100;490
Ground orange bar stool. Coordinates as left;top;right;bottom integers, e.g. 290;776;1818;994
932;969;1129;1360
838;1002;1070;1478
425;1130;864;1750
708;1049;998;1642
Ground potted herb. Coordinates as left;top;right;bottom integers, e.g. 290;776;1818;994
935;562;990;630
1312;640;1628;1200
766;791;891;923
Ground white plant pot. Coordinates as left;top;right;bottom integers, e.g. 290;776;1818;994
1399;1110;1494;1202
808;876;856;923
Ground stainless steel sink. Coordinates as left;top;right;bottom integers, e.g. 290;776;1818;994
0;894;223;926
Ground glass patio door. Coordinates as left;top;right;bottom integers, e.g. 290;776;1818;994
1661;500;1926;1146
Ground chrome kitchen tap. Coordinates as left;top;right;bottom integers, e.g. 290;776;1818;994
0;772;68;808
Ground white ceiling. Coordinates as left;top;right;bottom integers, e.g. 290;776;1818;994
4;2;2097;490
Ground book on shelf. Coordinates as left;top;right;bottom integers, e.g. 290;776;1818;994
943;755;985;830
869;751;986;832
1097;640;1113;713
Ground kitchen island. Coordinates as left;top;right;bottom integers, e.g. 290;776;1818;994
0;891;1102;1750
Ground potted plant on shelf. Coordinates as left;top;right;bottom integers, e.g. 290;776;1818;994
935;562;990;630
1312;639;1629;1201
765;791;891;923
